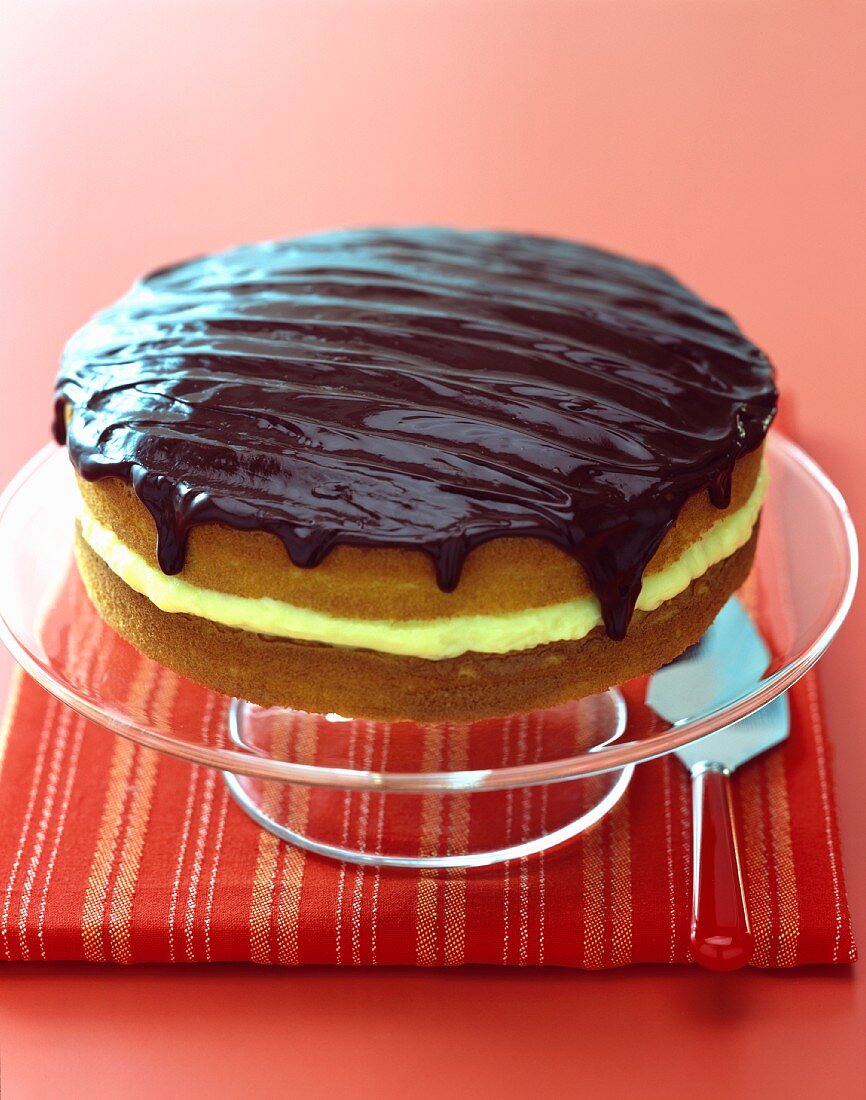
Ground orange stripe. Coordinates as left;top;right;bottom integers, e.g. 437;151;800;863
661;758;677;962
677;764;691;960
575;708;607;970
803;672;848;961
759;504;805;966
181;696;228;962
80;746;140;957
444;723;470;966
738;763;772;966
166;694;211;963
249;818;281;964
515;715;532;966
81;658;157;962
110;673;178;963
276;713;319;966
765;750;799;966
415;725;444;966
532;714;550;967
37;715;86;959
37;619;114;960
369;724;392;966
350;721;378;965
500;715;514;964
203;697;232;963
104;745;151;963
203;785;231;963
581;776;606;969
537;784;549;966
334;721;360;964
182;765;217;961
249;712;295;965
609;785;633;966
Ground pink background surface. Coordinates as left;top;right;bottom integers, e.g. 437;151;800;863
1;1;864;1096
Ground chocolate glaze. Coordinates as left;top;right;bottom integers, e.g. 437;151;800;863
54;228;777;639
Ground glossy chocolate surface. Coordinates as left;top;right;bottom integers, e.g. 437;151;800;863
54;228;777;638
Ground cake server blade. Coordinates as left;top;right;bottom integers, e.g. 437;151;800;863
646;597;791;971
647;597;772;725
670;693;789;774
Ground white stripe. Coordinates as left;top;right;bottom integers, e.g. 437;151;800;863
501;715;514;965
1;696;58;959
369;724;392;966
167;693;214;962
803;673;845;962
15;700;74;958
36;621;116;960
662;757;676;963
517;714;531;966
334;722;359;965
351;721;377;965
533;715;547;966
37;717;86;959
183;698;224;961
203;786;231;963
202;699;231;963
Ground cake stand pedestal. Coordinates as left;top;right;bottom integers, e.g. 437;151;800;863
221;692;633;869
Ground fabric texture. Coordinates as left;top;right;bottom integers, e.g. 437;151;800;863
0;452;857;968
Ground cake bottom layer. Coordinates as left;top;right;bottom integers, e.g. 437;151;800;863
73;526;758;723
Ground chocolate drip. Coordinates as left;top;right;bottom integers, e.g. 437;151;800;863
54;228;777;639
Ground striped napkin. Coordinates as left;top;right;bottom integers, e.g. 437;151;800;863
0;472;856;968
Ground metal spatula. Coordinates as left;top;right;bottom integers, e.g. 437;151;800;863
647;599;790;971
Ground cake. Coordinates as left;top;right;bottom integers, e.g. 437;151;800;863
54;228;777;722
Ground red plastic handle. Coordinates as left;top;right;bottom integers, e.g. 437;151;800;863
689;765;754;971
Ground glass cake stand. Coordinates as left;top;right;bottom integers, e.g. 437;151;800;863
0;435;857;868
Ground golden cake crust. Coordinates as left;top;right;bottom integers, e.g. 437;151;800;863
74;525;758;723
73;447;762;622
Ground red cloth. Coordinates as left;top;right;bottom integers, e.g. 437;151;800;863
0;461;856;968
0;653;854;966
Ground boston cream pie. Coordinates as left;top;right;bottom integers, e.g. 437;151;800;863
54;229;777;721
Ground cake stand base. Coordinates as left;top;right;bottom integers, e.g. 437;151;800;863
221;689;633;869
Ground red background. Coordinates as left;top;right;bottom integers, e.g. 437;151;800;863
1;1;864;1096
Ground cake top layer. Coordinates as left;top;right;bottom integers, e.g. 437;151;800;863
54;228;777;639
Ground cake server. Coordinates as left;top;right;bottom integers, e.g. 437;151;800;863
647;598;790;971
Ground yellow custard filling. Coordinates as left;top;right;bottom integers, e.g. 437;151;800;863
78;464;766;659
